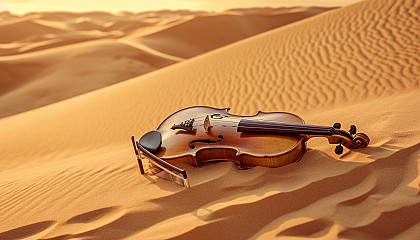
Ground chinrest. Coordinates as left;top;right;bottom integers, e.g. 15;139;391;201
139;130;162;153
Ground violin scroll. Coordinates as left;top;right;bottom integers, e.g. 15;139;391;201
354;133;369;148
326;124;369;154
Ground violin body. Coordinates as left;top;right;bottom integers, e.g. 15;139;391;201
156;106;307;168
131;106;369;187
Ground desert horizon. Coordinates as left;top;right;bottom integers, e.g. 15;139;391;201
0;0;361;14
1;0;419;239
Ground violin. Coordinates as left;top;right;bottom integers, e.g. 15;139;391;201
131;106;369;187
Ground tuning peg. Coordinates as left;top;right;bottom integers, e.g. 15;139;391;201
349;125;357;135
333;122;341;129
335;144;344;154
335;139;343;154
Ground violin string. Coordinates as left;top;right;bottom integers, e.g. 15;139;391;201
192;118;331;131
192;117;302;126
192;121;331;133
236;126;332;135
187;114;334;134
240;120;332;130
192;124;332;135
179;114;339;136
192;115;294;123
237;123;331;132
240;125;331;132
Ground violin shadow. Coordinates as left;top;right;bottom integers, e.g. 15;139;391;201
138;141;398;193
139;163;192;192
120;149;374;239
141;147;373;192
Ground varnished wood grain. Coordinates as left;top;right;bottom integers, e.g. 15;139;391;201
155;106;307;168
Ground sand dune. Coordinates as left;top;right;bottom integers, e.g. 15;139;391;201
139;7;334;59
0;7;332;118
0;39;178;117
0;0;419;239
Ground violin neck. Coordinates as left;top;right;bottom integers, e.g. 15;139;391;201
237;119;333;136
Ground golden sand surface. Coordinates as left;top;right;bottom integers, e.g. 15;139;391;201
0;7;332;118
0;0;419;239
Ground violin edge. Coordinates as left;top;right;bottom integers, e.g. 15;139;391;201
156;105;306;130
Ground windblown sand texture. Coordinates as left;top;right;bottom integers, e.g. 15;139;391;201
0;7;332;118
0;0;419;239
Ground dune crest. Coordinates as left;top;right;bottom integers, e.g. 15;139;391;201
139;7;334;59
0;0;419;239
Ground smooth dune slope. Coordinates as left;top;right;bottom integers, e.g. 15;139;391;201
139;7;333;58
0;0;419;239
0;7;331;118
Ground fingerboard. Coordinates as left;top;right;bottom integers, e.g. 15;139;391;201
237;119;334;136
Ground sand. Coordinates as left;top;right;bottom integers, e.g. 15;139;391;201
0;0;419;239
0;7;332;118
